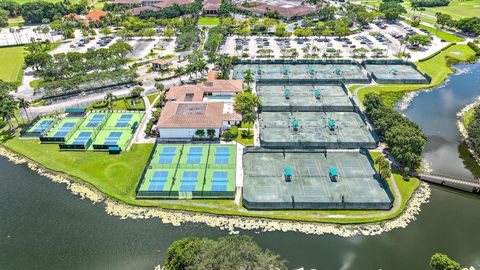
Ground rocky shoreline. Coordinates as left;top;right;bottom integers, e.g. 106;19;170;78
0;145;431;237
456;97;480;166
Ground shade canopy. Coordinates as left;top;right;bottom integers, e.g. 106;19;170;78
328;119;335;127
329;167;338;177
65;107;86;113
284;167;293;177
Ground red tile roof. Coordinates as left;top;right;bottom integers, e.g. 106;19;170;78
85;10;108;22
235;3;315;18
165;77;243;102
127;0;195;15
157;102;225;129
151;59;169;65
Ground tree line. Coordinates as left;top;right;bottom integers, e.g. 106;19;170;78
163;235;287;270
0;81;31;131
137;0;201;19
24;41;135;94
364;93;427;170
26;42;132;80
436;12;480;35
466;104;480;158
0;0;89;24
411;0;449;8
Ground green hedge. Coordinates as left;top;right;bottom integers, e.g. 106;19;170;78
467;42;480;56
418;43;456;62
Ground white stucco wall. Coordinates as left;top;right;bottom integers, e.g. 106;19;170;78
158;128;220;138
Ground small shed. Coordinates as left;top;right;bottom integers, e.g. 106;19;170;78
151;59;170;71
284;89;291;99
335;67;341;75
314;90;321;99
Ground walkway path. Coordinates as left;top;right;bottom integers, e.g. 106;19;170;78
132;93;158;144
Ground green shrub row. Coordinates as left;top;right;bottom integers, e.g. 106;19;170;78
145;110;162;136
467;42;480;56
418;43;456;62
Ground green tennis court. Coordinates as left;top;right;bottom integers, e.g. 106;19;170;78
102;111;143;129
43;118;84;141
90;111;144;151
137;144;236;199
21;117;57;137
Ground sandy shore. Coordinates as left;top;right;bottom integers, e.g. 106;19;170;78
0;145;431;237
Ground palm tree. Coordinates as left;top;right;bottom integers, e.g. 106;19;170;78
17;98;31;121
302;46;309;57
195;129;205;139
214;54;234;79
104;93;115;111
206;129;216;139
0;106;14;130
242;111;256;133
243;69;254;85
291;49;299;59
0;99;18;129
174;67;184;80
9;28;18;45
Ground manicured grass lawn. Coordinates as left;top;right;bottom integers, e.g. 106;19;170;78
235;131;254;146
0;46;25;83
198;17;220;26
2;137;153;198
426;0;480;19
240;122;253;129
355;44;477;107
147;93;159;105
369;151;420;213
87;97;145;111
7;16;24;27
404;20;464;42
29;78;43;88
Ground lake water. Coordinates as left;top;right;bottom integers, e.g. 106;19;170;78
1;63;480;270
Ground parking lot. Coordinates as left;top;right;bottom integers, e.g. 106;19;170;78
52;30;177;61
0;25;63;46
219;21;444;61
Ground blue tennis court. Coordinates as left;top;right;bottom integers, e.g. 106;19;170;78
32;120;54;133
86;114;105;127
180;171;198;192
162;146;176;154
72;131;92;145
115;114;133;128
212;171;228;191
148;171;169;191
158;147;176;164
53;122;76;138
186;147;203;164
215;147;230;165
104;131;122;145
